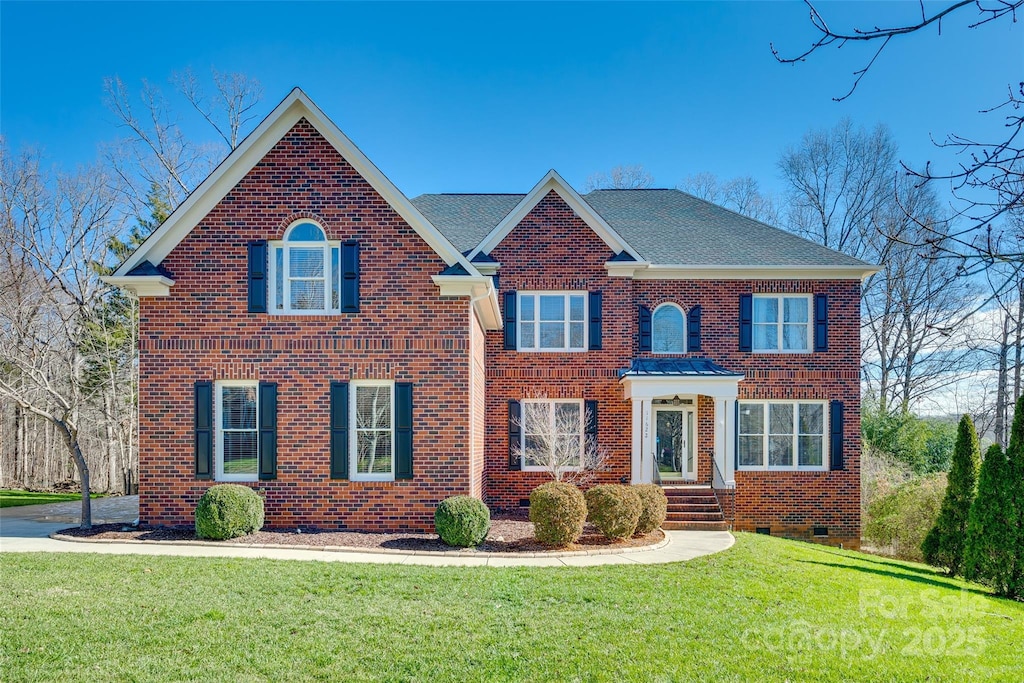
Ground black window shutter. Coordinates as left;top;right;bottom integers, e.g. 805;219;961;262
330;381;349;479
639;305;652;352
588;291;603;350
395;383;413;480
739;294;753;352
503;291;517;350
687;305;702;352
340;241;360;312
258;382;277;480
830;400;845;471
814;294;829;352
247;240;267;313
508;399;522;470
585;400;598;441
194;382;213;479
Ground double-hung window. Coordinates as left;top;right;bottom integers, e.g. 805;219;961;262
351;381;394;481
269;222;341;314
521;399;584;470
752;294;811;352
518;292;586;351
737;401;826;470
216;381;259;481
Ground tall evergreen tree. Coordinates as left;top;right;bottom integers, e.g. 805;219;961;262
964;444;1015;594
921;414;980;575
1006;395;1024;599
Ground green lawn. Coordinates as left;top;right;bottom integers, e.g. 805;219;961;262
0;489;104;509
1;534;1021;682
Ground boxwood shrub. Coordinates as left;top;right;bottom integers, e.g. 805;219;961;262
434;496;491;547
529;482;587;546
195;484;265;540
633;484;668;535
585;484;642;540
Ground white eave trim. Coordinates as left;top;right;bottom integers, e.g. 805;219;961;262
101;275;174;297
113;88;480;279
468;170;644;262
630;264;879;281
431;275;503;331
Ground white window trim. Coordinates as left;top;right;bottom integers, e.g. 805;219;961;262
517;291;588;352
215;380;259;482
268;220;341;315
736;400;828;472
520;398;585;472
349;380;396;482
751;294;812;354
652;302;687;355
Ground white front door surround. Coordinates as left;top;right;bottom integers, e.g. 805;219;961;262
621;376;740;488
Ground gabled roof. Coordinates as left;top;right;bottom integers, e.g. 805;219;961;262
411;187;876;276
112;88;480;278
462;170;645;262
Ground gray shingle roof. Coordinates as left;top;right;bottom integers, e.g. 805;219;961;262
411;194;523;254
412;188;872;268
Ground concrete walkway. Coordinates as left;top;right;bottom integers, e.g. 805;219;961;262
0;496;735;567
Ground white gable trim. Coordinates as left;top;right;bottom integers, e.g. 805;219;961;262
113;88;478;278
468;170;646;262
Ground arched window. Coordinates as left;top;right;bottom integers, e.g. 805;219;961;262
270;221;340;313
652;303;685;354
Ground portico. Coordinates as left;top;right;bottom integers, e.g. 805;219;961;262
619;358;744;489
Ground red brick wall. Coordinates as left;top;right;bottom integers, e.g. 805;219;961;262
137;120;475;532
485;192;861;545
635;280;862;547
484;191;633;507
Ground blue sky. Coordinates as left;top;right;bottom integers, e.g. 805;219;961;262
1;1;1020;200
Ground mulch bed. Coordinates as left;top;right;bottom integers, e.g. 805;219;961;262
57;509;664;554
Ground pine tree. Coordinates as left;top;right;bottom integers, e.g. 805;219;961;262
921;414;980;575
964;444;1014;594
1005;395;1024;599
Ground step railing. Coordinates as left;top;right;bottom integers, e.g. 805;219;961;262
710;456;736;529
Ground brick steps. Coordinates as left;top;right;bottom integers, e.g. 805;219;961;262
661;485;729;532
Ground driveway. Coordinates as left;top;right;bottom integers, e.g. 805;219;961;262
0;495;139;552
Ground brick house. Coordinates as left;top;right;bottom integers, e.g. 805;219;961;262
107;89;875;547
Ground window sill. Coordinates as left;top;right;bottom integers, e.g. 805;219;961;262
749;349;812;355
736;467;829;473
349;475;396;483
521;466;582;472
516;348;588;353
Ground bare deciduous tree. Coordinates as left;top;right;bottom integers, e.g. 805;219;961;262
679;172;781;225
780;120;977;415
103;69;263;216
583;164;655;192
0;145;125;527
511;399;610;486
773;1;1024;270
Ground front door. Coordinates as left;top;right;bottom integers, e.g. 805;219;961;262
654;407;696;481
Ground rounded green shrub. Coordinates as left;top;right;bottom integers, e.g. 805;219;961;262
633;484;668;535
585;484;642;540
195;484;265;540
529;482;587;546
434;496;491;547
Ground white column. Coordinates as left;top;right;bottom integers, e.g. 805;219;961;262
642;400;654;483
631;398;643;484
723;397;736;487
